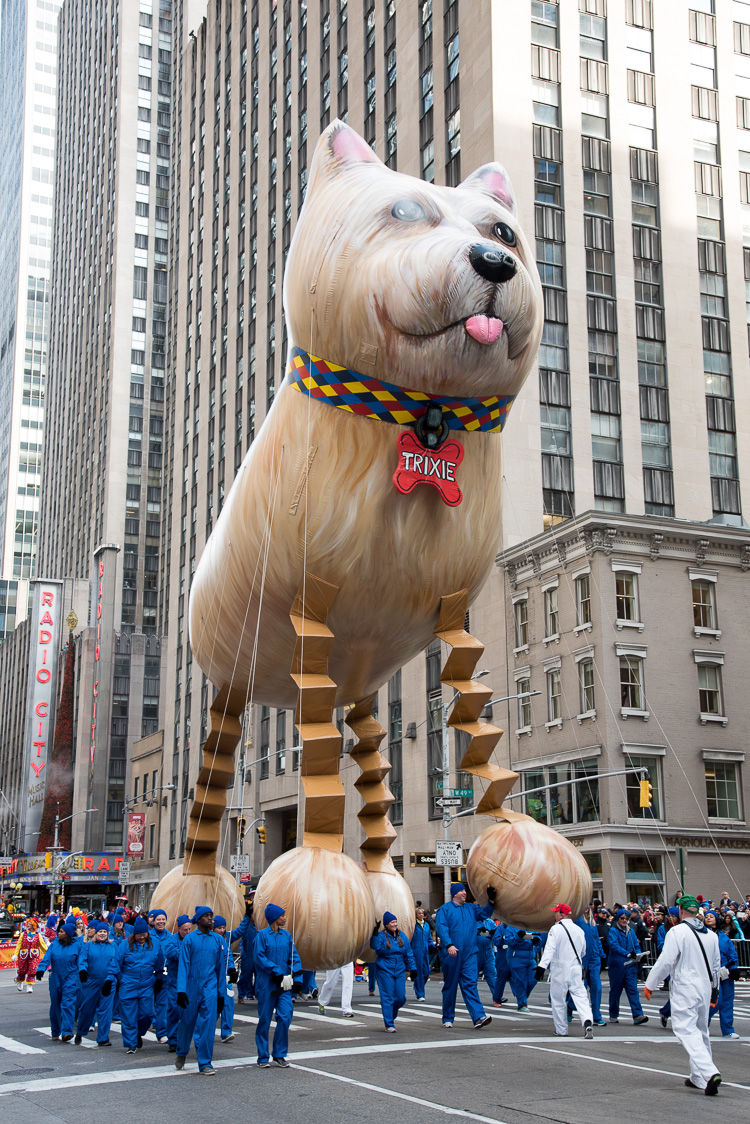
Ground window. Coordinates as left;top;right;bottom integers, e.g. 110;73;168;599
514;598;529;648
576;574;592;627
579;659;595;715
388;671;403;825
521;757;599;825
641;420;671;467
276;710;287;774
591;412;621;462
705;761;742;820
547;667;562;722
698;664;723;717
517;676;532;730
624;754;661;819
625;852;664;906
260;706;270;780
616;572;638;622
692;579;716;630
133;777;139;801
544;586;559;637
620;656;644;710
540;405;571;455
149;823;156;859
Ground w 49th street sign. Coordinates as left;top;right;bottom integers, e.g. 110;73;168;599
436;784;473;796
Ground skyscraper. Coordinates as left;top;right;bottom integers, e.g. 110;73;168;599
0;0;63;583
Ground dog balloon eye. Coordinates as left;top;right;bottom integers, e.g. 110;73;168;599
391;199;426;222
492;222;517;247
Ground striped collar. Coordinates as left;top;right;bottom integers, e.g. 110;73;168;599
286;347;515;434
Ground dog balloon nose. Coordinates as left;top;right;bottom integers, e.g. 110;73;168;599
468;243;517;284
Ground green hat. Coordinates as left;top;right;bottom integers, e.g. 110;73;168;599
676;894;700;913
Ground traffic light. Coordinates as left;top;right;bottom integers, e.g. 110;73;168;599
44;852;52;870
639;778;653;808
237;817;247;839
256;824;267;845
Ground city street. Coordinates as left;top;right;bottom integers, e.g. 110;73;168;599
0;974;748;1122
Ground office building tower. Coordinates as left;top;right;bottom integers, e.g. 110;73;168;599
154;0;750;908
0;0;64;582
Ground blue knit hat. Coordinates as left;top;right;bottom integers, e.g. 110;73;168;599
176;914;191;927
133;917;150;935
383;911;397;925
190;906;214;924
47;913;58;927
62;921;77;938
150;908;167;920
450;882;465;898
95;920;111;932
213;916;227;928
615;908;629;920
264;903;285;923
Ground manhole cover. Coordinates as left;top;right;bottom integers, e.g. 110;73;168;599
3;1067;57;1077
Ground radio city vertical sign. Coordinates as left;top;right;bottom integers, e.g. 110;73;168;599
21;580;63;849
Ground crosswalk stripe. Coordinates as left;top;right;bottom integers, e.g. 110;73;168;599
34;1028;96;1049
0;1033;46;1056
233;1013;308;1030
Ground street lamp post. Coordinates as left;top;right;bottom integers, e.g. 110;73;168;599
120;785;176;901
48;805;97;911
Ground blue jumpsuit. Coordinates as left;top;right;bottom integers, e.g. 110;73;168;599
237;916;257;1000
476;918;497;999
164;934;184;1048
410;919;434;999
492;924;511;1003
566;916;604;1023
216;914;251;1039
77;939;116;1043
370;929;416;1028
505;929;540;1009
176;928;226;1069
254;926;302;1063
108;927;129;1021
434;899;493;1024
368;961;377;994
607;925;645;1020
655;923;671;1020
149;927;175;1039
111;939;164;1050
709;929;738;1037
37;936;81;1038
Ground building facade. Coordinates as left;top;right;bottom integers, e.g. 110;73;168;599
0;0;64;581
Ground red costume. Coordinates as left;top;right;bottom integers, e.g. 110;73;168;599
13;922;47;987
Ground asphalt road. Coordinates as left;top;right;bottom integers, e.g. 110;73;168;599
0;973;749;1123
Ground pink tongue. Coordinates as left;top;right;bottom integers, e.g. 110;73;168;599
465;315;503;345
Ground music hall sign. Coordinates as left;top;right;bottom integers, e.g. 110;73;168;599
21;580;63;849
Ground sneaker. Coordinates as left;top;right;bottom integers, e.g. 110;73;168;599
684;1079;699;1089
555;1031;568;1037
222;1033;235;1042
634;1015;649;1025
474;1015;492;1029
274;1057;290;1067
74;1035;82;1045
342;1011;354;1018
25;986;34;994
317;1003;326;1014
705;1074;721;1096
16;983;23;992
609;1017;619;1023
442;1021;453;1028
493;1001;505;1007
156;1035;168;1043
418;997;426;1003
51;1036;60;1042
175;1055;186;1070
311;988;319;999
126;1048;136;1054
199;1066;216;1076
257;1060;271;1068
594;1020;607;1027
660;1014;668;1028
97;1041;111;1047
567;1012;573;1023
583;1020;593;1040
723;1032;740;1040
61;1034;73;1042
518;1005;529;1012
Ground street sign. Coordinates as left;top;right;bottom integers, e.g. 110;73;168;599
435;840;463;866
230;854;251;873
435;786;473;797
436;797;462;808
118;861;131;884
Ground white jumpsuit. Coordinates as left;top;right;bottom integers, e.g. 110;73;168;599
539;918;592;1035
318;961;354;1015
645;920;721;1089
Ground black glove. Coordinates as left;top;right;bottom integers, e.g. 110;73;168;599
177;991;188;1009
409;970;417;981
535;966;545;981
245;901;253;917
217;996;224;1014
532;936;540;946
486;885;497;904
36;970;44;982
629;952;638;961
372;919;380;935
154;978;163;993
291;980;304;994
228;967;239;983
517;930;526;940
101;980;112;996
271;972;283;986
79;969;88;983
729;967;741;981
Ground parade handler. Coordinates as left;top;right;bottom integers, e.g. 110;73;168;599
435;882;494;1029
644;894;722;1095
253;903;302;1068
536;903;593;1039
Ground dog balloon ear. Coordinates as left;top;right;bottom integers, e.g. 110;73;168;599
328;120;382;167
460;163;516;215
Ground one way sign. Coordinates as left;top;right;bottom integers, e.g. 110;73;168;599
436;797;462;808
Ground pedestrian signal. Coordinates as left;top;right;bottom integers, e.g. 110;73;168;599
256;824;267;845
639;778;653;808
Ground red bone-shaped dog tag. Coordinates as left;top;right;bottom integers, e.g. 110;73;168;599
393;430;464;507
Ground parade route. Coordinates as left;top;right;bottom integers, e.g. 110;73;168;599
1;978;748;1122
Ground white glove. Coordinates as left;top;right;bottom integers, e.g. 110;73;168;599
280;974;294;991
719;966;730;981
